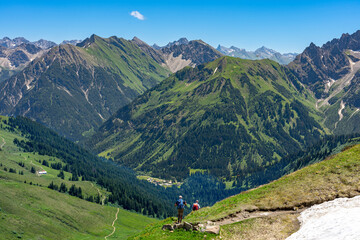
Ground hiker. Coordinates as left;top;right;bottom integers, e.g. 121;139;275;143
174;195;187;223
192;200;200;211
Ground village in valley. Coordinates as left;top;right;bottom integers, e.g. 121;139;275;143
137;175;182;188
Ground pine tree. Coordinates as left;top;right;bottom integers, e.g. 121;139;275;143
59;183;67;193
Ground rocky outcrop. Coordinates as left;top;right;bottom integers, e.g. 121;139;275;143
134;37;223;73
159;40;223;68
0;42;46;82
288;30;360;98
162;221;220;234
33;39;57;49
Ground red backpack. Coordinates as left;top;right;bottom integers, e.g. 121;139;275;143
192;203;199;211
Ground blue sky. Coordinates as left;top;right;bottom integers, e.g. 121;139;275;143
1;0;359;53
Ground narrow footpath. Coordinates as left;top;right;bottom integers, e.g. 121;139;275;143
213;209;303;226
91;182;106;205
1;137;5;149
105;208;120;239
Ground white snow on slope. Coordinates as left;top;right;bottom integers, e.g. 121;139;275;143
287;196;360;240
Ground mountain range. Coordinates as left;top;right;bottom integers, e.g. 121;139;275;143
289;30;360;135
217;45;298;65
2;27;360;240
135;37;223;73
0;37;57;49
86;29;360;182
87;56;325;180
0;35;170;140
1;30;360;178
0;37;82;83
0;35;223;140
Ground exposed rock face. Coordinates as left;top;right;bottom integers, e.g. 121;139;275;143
205;225;220;234
288;30;360;135
162;221;220;234
61;40;82;45
0;42;46;82
164;37;189;48
133;37;223;73
0;37;29;48
33;39;57;49
159;40;223;69
289;30;360;98
0;37;59;82
161;224;174;231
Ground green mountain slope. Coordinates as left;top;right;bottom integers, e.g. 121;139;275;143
131;141;360;240
0;35;170;140
0;115;177;219
89;56;326;180
0;116;157;239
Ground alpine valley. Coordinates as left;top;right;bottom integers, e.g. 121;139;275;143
87;56;326;180
2;28;360;240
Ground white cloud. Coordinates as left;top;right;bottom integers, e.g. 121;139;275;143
130;11;145;20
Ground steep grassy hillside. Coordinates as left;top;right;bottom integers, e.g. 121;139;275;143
0;181;157;239
132;142;360;239
0;116;157;239
89;56;326;180
0;115;177;219
0;35;170;140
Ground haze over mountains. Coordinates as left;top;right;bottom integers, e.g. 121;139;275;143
217;45;298;65
0;37;81;82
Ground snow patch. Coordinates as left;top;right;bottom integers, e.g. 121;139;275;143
334;100;345;129
57;85;73;96
213;67;218;75
287;196;360;240
98;113;105;121
349;108;360;119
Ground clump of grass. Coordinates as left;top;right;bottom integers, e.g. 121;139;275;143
187;144;360;222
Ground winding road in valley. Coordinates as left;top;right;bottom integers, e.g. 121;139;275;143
105;208;120;239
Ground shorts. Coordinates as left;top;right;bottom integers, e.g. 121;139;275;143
177;208;184;218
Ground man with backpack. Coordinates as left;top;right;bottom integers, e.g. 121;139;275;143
174;195;187;223
192;200;200;211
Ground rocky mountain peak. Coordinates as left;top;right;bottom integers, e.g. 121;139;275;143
163;37;189;48
61;40;82;45
77;34;99;48
289;31;359;98
33;39;57;49
132;36;147;46
217;44;297;65
0;37;29;48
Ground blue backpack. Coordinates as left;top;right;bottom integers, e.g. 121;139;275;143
176;199;185;209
